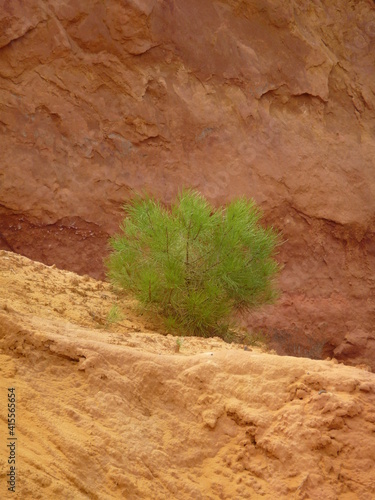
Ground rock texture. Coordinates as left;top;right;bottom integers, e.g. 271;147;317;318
1;251;375;499
0;1;375;365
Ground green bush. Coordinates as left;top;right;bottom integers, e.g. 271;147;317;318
106;190;280;338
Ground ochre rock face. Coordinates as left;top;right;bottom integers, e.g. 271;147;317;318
1;251;375;499
0;0;374;366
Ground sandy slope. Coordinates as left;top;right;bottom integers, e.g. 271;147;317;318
0;250;374;499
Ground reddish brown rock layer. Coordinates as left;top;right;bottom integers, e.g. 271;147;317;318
0;0;375;366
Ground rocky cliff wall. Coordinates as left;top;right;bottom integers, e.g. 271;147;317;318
0;0;374;366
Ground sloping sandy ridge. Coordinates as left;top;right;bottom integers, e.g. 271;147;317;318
0;250;374;499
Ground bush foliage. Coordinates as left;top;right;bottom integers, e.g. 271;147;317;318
106;190;280;338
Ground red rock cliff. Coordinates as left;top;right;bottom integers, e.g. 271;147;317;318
0;0;374;366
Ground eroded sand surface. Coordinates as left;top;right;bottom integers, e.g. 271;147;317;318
0;251;374;499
